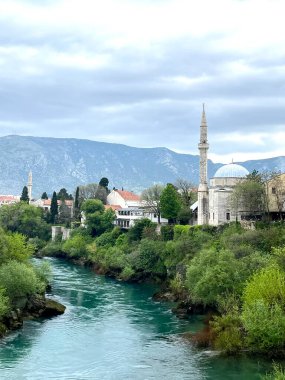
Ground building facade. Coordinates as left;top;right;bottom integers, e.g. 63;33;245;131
197;108;250;226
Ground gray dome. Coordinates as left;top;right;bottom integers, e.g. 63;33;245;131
214;163;249;178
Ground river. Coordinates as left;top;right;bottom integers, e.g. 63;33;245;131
0;258;273;379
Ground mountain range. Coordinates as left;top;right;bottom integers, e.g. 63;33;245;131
0;135;285;197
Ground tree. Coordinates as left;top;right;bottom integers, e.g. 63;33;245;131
74;186;81;220
20;186;29;203
0;203;50;240
50;191;58;224
99;177;109;190
58;200;72;226
57;188;73;201
230;174;265;220
95;186;108;204
81;199;115;237
141;184;165;224
175;178;197;207
41;192;48;200
160;183;182;223
78;183;99;202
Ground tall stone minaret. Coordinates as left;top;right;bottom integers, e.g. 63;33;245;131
27;170;32;201
197;104;209;225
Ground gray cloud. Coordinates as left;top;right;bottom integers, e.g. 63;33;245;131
0;0;284;163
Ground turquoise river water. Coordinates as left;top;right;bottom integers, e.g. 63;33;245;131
0;258;274;379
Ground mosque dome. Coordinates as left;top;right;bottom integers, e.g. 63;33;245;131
214;163;249;178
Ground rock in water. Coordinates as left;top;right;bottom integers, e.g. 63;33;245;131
41;298;66;317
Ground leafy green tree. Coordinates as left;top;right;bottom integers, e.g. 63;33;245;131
41;192;48;200
141;184;164;224
0;203;50;240
160;183;182;223
81;199;115;237
20;186;29;203
50;191;58;224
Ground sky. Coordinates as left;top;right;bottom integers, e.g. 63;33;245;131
0;0;284;163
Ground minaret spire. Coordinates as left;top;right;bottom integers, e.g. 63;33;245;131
197;104;209;225
27;170;32;202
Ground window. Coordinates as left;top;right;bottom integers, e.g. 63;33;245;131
226;212;230;221
272;187;276;194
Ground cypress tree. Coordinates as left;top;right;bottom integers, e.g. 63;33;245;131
50;191;58;224
41;192;48;200
20;186;29;203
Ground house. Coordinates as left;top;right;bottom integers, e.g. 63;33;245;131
107;189;167;228
266;173;285;220
32;198;74;216
0;195;20;206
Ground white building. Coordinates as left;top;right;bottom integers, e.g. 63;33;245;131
107;189;167;228
0;195;20;206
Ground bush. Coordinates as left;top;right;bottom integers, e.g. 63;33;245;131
0;289;9;319
0;261;44;303
242;266;285;351
62;234;92;259
129;239;166;278
186;249;244;306
0;230;34;264
160;225;174;241
128;219;156;241
173;225;190;240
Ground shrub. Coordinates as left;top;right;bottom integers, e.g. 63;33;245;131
129;239;166;277
119;266;135;281
173;225;191;240
0;231;34;264
0;261;44;303
186;249;244;306
62;234;92;259
160;225;174;241
0;289;9;319
241;266;285;351
128;219;156;241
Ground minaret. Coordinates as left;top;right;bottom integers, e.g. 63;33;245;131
27;170;32;201
197;104;209;225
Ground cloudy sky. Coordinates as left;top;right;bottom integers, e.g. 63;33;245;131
0;0;284;163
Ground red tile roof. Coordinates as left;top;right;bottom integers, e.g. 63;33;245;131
105;204;122;211
0;195;19;202
43;199;73;206
116;190;140;201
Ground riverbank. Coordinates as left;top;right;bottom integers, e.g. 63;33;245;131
0;258;273;380
0;293;66;338
39;221;285;359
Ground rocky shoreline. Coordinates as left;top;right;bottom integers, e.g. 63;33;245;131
0;293;66;338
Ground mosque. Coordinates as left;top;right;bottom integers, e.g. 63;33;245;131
197;107;250;226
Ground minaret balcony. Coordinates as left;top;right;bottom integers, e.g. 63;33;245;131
198;142;209;149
